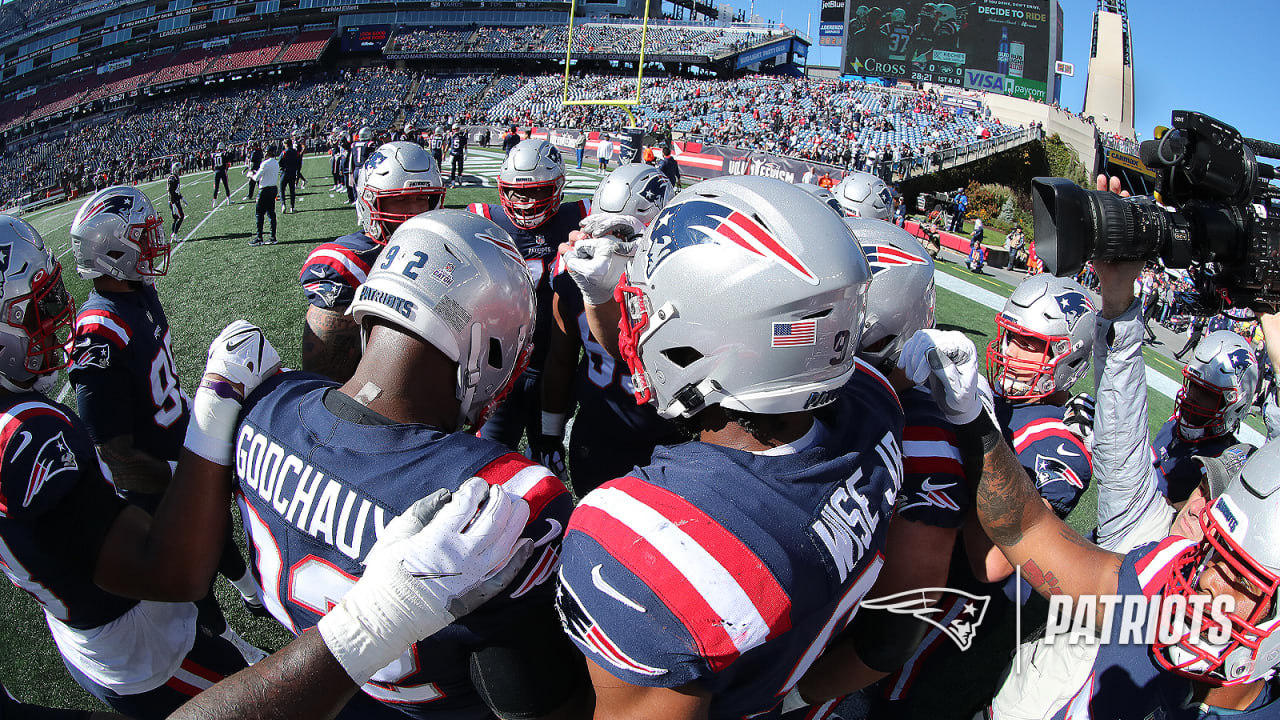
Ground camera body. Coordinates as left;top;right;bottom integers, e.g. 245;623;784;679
1032;111;1280;312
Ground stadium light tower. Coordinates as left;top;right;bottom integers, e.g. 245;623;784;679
1083;0;1135;138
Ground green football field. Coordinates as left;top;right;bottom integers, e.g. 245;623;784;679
0;148;1192;713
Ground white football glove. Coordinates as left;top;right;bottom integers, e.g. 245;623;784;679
183;320;282;465
318;477;532;685
579;212;647;242
564;234;637;306
899;329;991;425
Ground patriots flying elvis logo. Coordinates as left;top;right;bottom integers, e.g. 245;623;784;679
1054;291;1094;330
863;243;926;276
1227;347;1254;375
637;175;671;206
645;200;817;284
80;193;135;222
0;243;10;296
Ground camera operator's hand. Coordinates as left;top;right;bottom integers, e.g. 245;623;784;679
1092;175;1146;319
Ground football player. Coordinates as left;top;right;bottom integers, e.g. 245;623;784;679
69;185;266;627
300;141;445;382
873;274;1096;717
234;210;588;719
347;126;376;204
166;162;185;242
833;171;894;220
556;176;904;718
540;163;682;494
0;216;279;717
466;139;590;451
211;143;231;209
906;263;1280;719
1152;331;1259;505
796;220;966;712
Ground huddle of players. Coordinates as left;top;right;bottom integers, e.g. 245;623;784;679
850;3;963;65
2;130;1279;720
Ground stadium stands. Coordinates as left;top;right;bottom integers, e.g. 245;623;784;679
203;36;288;76
275;30;334;64
146;48;214;88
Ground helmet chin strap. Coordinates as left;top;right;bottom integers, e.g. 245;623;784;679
0;372;55;395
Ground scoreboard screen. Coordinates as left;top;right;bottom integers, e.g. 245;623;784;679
342;26;389;52
843;1;1052;102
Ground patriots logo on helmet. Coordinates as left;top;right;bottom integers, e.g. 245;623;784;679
637;175;671;205
1227;348;1254;375
547;146;562;166
861;588;991;651
1054;291;1094;330
645;199;817;284
23;431;78;508
82;194;135;222
1034;453;1084;490
0;243;10;296
364;151;388;172
863;244;927;276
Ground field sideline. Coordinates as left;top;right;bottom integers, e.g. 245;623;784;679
0;147;1203;713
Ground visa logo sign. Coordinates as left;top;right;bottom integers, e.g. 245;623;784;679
964;69;1009;94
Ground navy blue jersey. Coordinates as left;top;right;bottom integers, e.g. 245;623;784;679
299;231;381;310
213;151;229;173
348;140;375;179
897;386;968;528
448;133;466;157
1152;418;1238;505
234;373;572;719
556;362;904;719
467;201;589;371
997;398;1093;519
69;285;188;461
1055;537;1280;719
0;393;135;630
166;175;181;205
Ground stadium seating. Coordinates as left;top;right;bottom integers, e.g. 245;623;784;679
275;30;334;64
203;37;288;76
145;48;214;87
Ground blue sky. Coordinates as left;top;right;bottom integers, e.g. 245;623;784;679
784;0;1279;147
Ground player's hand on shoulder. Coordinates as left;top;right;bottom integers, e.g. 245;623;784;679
317;478;532;684
203;320;282;399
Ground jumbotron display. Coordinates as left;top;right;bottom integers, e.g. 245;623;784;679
844;1;1054;102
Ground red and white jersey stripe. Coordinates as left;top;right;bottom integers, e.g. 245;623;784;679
75;309;132;348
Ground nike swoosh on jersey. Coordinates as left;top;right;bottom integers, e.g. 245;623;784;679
409;571;461;579
920;478;955;493
533;518;562;548
12;430;34;458
1056;443;1081;458
591;564;645;613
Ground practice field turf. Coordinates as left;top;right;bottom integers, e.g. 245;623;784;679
0;148;1203;713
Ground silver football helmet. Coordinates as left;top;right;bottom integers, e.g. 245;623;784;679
797;183;845;216
617;176;872;419
591;164;674;225
349;209;536;430
356;141;447;244
498;139;566;230
71;186;169;280
1177;331;1259;441
833;171;893;220
853;218;935;372
986;274;1095;401
0;216;75;391
357;126;373;141
1157;438;1280;685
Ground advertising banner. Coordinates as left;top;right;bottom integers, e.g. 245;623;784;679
844;0;1051;89
341;26;389;52
819;0;846;47
735;39;791;69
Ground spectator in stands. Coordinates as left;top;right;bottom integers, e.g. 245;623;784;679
249;145;280;246
802;166;816;184
596;132;612;173
279;138;301;214
818;171;835;189
1005;223;1025;271
657;146;681;188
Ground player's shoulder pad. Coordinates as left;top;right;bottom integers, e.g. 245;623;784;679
74;306;132;349
466;203;492;219
564;475;793;673
0;400;90;518
846;358;903;415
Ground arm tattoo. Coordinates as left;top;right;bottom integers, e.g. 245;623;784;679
1018;558;1064;596
302;307;361;382
974;442;1042;548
